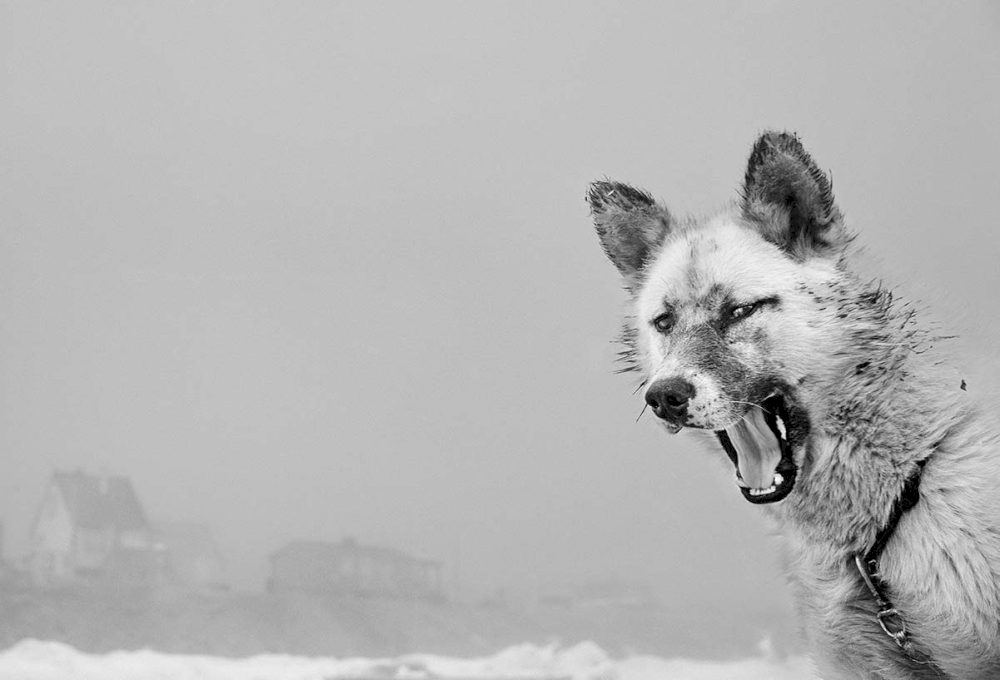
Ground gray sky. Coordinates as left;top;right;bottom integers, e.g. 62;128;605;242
2;0;999;623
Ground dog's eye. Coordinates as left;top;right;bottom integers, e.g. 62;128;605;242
730;302;761;321
726;297;779;326
652;311;675;333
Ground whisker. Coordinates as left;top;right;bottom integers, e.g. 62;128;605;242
721;398;773;416
723;398;768;411
636;402;649;423
632;379;648;396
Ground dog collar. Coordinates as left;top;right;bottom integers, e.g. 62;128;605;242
853;458;946;674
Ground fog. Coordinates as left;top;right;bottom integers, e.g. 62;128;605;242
1;0;998;657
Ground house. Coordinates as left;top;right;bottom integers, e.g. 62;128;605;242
152;521;226;589
29;469;159;586
268;537;444;600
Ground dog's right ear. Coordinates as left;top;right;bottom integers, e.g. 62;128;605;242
741;132;847;260
587;180;672;289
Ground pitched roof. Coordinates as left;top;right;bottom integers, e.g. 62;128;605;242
51;469;149;531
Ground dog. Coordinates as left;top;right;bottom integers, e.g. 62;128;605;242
588;132;1000;679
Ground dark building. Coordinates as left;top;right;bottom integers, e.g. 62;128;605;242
268;537;444;600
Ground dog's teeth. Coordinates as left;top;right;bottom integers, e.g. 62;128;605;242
773;473;784;486
775;415;787;439
749;484;777;496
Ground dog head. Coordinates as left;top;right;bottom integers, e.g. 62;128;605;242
590;132;851;504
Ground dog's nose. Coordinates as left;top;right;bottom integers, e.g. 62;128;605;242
645;378;696;422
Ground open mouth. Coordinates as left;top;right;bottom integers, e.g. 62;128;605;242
715;394;798;504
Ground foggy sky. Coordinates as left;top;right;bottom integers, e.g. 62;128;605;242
2;0;999;623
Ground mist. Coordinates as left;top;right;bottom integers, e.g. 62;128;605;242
1;0;998;661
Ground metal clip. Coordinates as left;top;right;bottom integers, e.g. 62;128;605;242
876;606;909;649
854;554;885;604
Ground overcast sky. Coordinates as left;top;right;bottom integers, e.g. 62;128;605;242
2;0;998;627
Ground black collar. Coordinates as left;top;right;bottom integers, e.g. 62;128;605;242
863;457;926;571
853;458;946;675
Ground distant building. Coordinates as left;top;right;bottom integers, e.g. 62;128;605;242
153;521;227;589
268;537;444;600
29;469;158;586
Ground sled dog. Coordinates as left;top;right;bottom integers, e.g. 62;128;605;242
588;132;1000;679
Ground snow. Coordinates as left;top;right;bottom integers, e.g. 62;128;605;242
0;639;817;680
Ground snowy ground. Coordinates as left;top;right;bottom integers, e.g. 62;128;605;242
0;640;817;680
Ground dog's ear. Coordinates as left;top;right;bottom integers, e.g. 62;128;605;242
587;180;672;289
741;132;848;259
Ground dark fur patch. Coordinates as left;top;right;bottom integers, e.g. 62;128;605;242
687;324;749;394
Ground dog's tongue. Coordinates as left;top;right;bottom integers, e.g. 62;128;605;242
726;409;782;489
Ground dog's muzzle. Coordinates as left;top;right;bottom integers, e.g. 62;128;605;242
645;380;801;503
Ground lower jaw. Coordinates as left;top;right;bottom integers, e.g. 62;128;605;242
739;478;794;504
715;425;799;505
738;445;798;504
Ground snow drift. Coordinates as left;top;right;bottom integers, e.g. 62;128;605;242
0;639;816;680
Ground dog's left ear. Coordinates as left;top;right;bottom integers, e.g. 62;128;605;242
588;180;672;290
741;132;848;259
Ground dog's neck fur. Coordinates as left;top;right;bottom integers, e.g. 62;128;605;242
768;271;961;556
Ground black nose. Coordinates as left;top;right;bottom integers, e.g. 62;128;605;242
645;378;696;422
